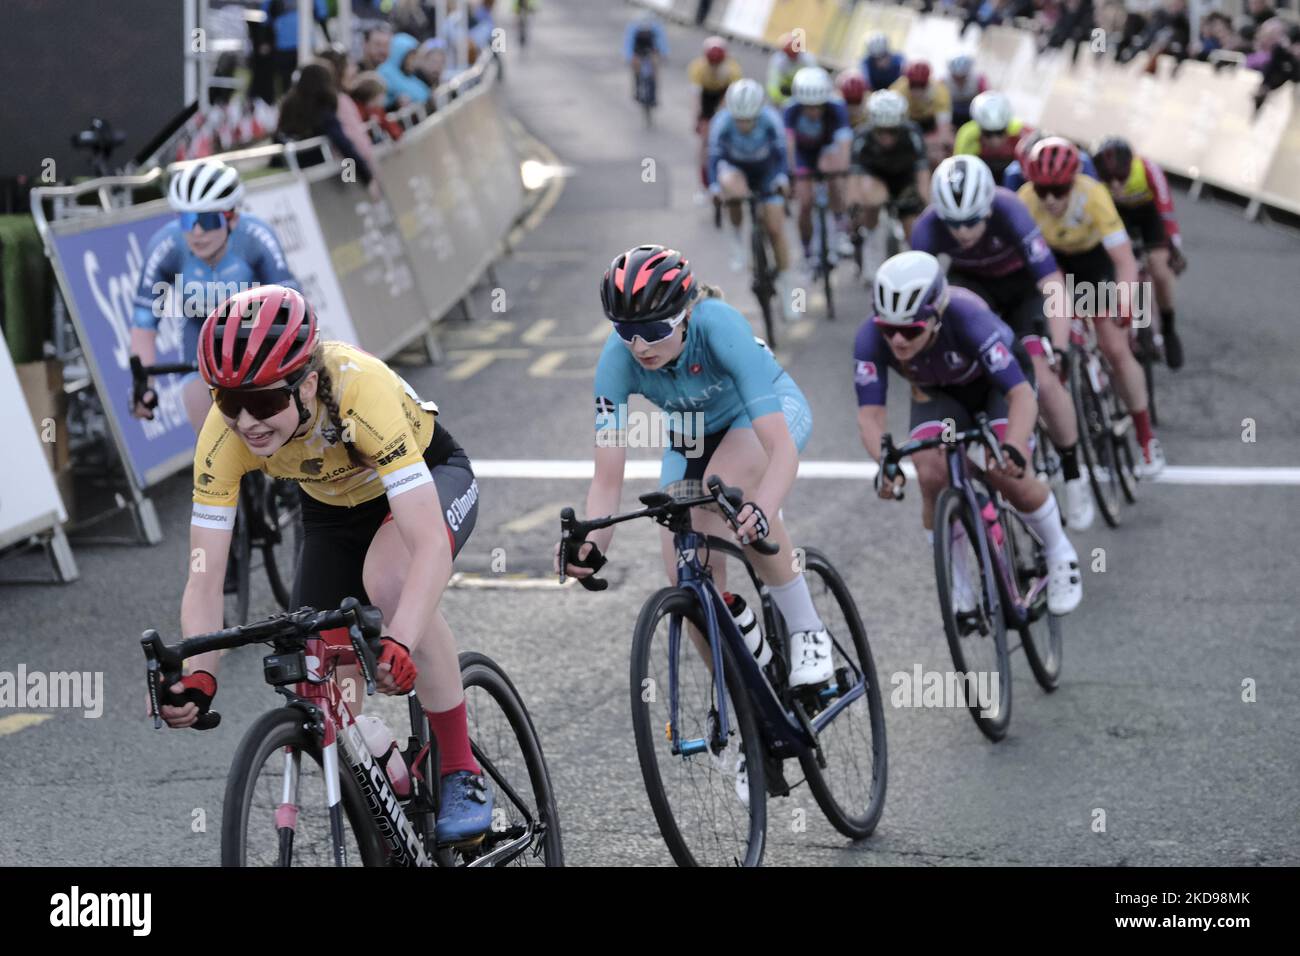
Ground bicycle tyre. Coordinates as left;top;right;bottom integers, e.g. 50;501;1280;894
1110;389;1141;504
1070;350;1123;528
933;488;1012;741
456;652;564;866
630;587;766;867
222;707;386;867
751;218;778;350
817;204;835;321
260;478;303;610
1001;510;1063;691
225;505;252;627
797;548;888;839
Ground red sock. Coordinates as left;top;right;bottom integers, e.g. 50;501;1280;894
1132;409;1153;447
426;701;480;776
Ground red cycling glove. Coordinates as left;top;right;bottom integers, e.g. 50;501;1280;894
377;638;417;694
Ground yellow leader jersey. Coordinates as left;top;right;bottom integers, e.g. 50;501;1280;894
1016;174;1130;256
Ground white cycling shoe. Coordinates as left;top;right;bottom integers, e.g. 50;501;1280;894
1065;478;1095;531
728;234;747;273
1047;556;1083;615
1139;438;1166;478
788;629;834;687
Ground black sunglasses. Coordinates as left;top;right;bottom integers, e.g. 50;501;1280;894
1033;183;1072;199
211;385;296;421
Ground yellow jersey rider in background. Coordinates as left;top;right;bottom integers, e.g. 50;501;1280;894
689;36;742;199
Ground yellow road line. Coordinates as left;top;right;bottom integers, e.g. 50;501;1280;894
500;502;568;534
0;714;54;736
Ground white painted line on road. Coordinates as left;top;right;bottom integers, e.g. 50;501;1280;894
471;460;1300;485
0;714;54;736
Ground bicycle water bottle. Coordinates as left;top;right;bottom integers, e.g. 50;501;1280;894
977;494;1005;549
725;592;771;667
355;714;411;798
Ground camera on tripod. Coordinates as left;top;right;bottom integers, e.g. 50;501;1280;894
71;117;127;177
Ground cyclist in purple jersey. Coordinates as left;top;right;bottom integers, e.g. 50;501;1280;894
855;251;1082;615
784;67;855;266
914;155;1094;530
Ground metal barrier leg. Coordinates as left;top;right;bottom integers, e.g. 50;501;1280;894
422;327;445;365
47;526;80;582
1189;179;1204;201
1245;198;1261;221
457;297;474;322
124;477;163;546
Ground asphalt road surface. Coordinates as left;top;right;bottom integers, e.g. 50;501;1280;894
2;1;1298;867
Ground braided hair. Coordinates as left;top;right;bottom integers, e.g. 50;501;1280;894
304;350;368;469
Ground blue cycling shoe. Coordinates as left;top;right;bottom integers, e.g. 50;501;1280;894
436;771;493;844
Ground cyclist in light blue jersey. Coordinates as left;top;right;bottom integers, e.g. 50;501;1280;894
561;245;834;690
624;13;669;104
784;67;856;267
707;79;797;320
129;158;299;432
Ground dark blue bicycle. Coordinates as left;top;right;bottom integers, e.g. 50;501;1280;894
881;414;1064;741
560;476;886;866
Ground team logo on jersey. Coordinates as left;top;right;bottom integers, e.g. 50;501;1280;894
197;472;216;486
690;363;702;375
1027;234;1050;262
854;360;878;386
375;442;408;466
982;342;1012;372
595;396;615;415
300;458;324;475
945;351;966;368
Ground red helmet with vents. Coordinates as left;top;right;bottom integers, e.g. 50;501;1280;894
198;285;319;388
1025;137;1081;188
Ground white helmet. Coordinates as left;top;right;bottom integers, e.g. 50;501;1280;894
168;159;244;212
873;251;948;325
725;78;765;121
970;91;1012;133
792;66;833;106
949;54;974;77
866;89;907;128
931;155;995;223
866;33;890;58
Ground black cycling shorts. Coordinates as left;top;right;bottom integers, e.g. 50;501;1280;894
292;430;477;615
948;267;1046;342
1117;201;1167;250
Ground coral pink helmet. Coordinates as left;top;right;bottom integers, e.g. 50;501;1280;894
198;285;318;388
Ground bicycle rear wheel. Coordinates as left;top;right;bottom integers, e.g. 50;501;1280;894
1109;389;1141;504
796;548;888;839
934;488;1011;740
452;652;563;866
224;506;252;627
630;587;767;866
222;707;386;866
1071;350;1123;528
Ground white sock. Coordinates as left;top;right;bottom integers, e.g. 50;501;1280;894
769;575;823;634
1022;496;1076;563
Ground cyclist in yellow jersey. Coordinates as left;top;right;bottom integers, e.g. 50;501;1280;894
1018;139;1165;475
889;61;952;167
689;36;743;196
160;285;494;844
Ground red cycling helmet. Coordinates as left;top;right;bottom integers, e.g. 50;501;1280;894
198;285;318;388
1025;136;1080;188
905;61;931;88
704;36;727;65
836;69;868;106
781;33;800;59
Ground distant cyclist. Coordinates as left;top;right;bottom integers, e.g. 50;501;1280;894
623;12;668;103
1018;137;1165;476
766;32;818;108
689;36;742;196
890;60;952;166
855;252;1083;615
953;91;1030;185
707;79;797;319
943;54;987;128
847;90;930;266
861;32;904;91
1092;135;1187;369
130;158;299;433
784;66;855;267
836;68;870;130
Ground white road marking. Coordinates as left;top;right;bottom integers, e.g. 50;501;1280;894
470;460;1300;485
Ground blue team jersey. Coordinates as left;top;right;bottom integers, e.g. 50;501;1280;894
911;188;1059;281
853;287;1028;406
1004;150;1098;192
594;297;793;436
783;100;853;156
131;214;300;334
623;20;668;60
707;107;788;186
864;53;904;91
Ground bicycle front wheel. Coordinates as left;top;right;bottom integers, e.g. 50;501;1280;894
630;587;766;866
796;548;888;839
934;488;1012;741
455;652;563;866
222;707;386;867
1071;351;1123;528
1002;509;1063;691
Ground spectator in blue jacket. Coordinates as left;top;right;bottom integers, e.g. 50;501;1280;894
378;32;433;108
